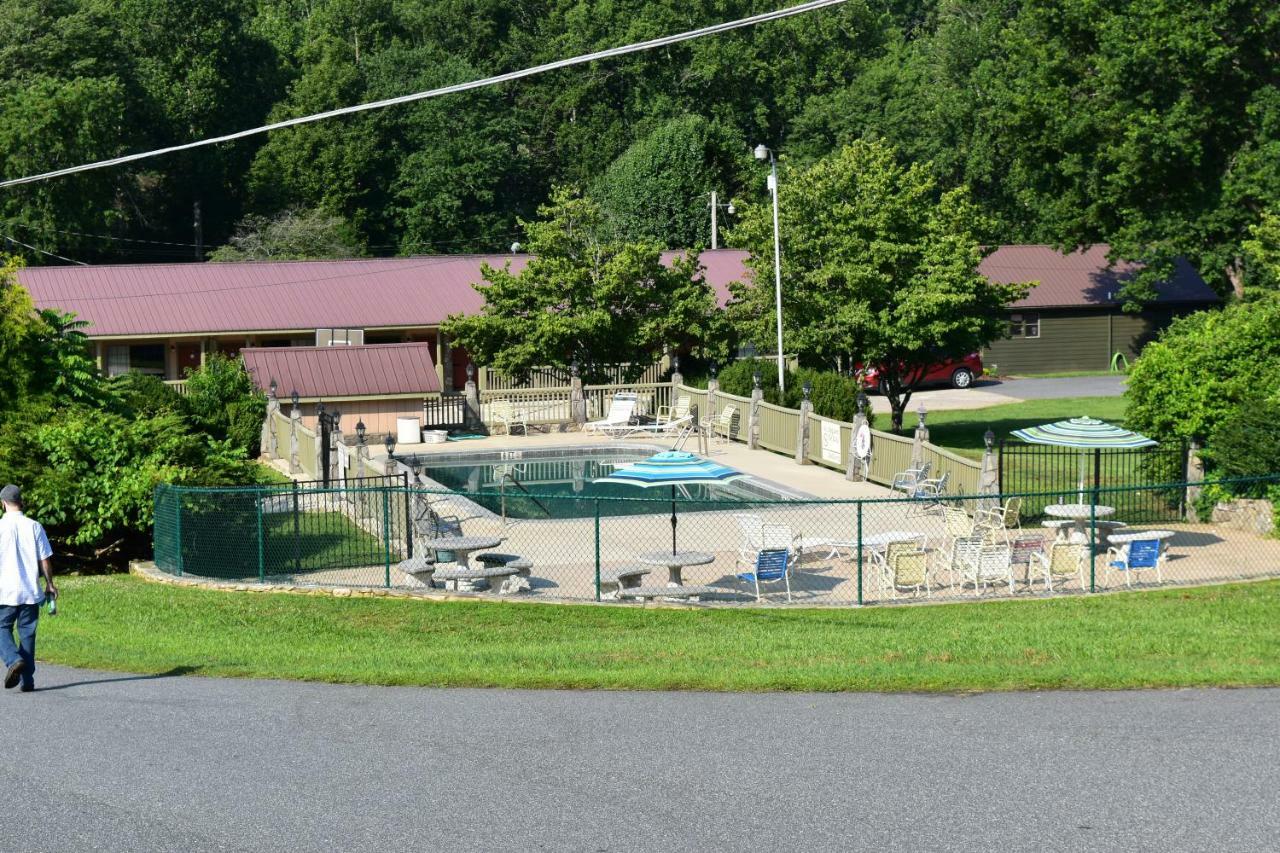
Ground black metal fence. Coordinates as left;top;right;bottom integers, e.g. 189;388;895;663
998;441;1189;523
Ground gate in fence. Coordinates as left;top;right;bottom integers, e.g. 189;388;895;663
998;440;1189;523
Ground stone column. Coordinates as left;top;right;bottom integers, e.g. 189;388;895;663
670;354;683;393
262;380;280;460
748;369;763;450
845;391;870;481
977;428;1000;513
570;361;586;427
795;381;813;464
288;392;302;475
1185;440;1205;522
312;404;326;480
706;362;720;432
910;403;929;470
463;363;481;431
330;414;344;484
433;332;446;391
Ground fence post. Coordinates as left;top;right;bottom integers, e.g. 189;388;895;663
670;354;682;396
1184;440;1203;522
263;382;279;459
464;363;481;431
1088;491;1097;593
707;365;719;432
749;371;763;450
403;471;413;558
977;429;999;514
795;384;813;465
570;361;586;426
289;395;302;474
910;404;929;470
594;499;602;602
292;480;301;576
382;488;392;588
174;489;183;577
256;490;266;584
856;501;864;606
845;393;868;481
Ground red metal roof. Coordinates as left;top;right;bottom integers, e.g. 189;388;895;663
16;250;749;337
240;343;440;398
979;244;1218;309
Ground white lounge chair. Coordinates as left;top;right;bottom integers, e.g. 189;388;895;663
584;392;638;434
488;400;527;436
703;404;739;445
656;395;691;425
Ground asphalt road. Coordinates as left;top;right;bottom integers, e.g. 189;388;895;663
4;665;1275;852
980;375;1127;399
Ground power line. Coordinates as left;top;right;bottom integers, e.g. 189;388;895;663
0;0;848;189
1;234;88;266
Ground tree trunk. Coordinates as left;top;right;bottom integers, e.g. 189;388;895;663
890;395;906;433
1226;257;1245;300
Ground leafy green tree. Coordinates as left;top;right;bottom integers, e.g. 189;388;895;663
0;256;37;412
729;140;1028;431
592;115;744;247
1126;294;1280;446
442;187;724;383
1203;398;1280;480
209;208;363;260
183;353;267;455
1242;208;1280;293
30;309;105;406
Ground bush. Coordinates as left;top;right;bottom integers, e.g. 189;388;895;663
1126;295;1280;447
699;358;872;422
183;353;266;454
110;372;187;417
1203;398;1280;479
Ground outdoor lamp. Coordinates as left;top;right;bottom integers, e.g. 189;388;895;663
856;391;869;414
316;402;325;420
709;361;718;380
331;409;341;429
384;433;396;456
268;378;277;397
466;362;475;381
673;354;680;373
753;142;785;396
571;359;579;378
356;420;366;444
802;379;812;400
727;201;736;215
984;428;995;449
290;389;299;408
753;370;762;390
917;403;927;428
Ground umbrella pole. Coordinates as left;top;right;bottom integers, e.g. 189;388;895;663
671;484;678;555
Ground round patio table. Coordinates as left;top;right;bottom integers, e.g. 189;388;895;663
1043;504;1115;542
638;550;715;587
422;535;502;572
1105;530;1175;545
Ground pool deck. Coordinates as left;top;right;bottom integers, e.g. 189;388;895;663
380;429;891;501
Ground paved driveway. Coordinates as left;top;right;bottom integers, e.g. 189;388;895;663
908;374;1126;411
5;665;1276;852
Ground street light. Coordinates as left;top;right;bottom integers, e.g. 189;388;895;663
754;143;785;396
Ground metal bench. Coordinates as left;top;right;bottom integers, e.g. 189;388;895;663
616;585;720;602
599;565;652;598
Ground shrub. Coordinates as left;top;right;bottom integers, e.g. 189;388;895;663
699;358;872;422
110;372;187;417
1203;398;1280;479
183;353;266;453
1126;295;1280;446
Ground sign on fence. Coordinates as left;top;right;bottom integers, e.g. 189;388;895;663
821;420;842;465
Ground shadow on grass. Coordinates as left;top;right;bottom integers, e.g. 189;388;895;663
38;665;203;692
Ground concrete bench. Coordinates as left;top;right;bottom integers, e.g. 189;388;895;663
398;557;437;589
599;565;652;598
433;564;530;593
475;553;534;577
616;585;720;602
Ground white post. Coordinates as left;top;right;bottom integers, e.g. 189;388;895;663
710;190;718;251
769;160;785;396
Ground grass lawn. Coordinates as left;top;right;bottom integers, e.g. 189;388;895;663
39;574;1280;692
874;396;1129;460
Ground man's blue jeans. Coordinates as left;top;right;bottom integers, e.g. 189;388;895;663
0;604;39;689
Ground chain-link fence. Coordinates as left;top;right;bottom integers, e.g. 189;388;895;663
152;475;1280;604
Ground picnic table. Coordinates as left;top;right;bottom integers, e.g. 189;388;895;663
637;550;714;586
422;535;503;571
1043;504;1115;541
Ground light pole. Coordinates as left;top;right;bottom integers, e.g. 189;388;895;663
708;191;735;250
754;143;785;395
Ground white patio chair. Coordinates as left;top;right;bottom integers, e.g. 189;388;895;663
584;392;639;434
1029;542;1086;593
945;535;984;588
964;544;1014;595
880;549;931;600
656;395;691;425
734;515;797;572
891;461;932;496
908;471;950;517
703;404;739;445
488;400;527;436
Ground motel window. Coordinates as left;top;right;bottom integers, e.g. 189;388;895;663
316;328;365;346
106;345;130;377
1008;313;1040;339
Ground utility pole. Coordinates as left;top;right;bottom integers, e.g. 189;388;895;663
710;190;718;250
193;200;203;261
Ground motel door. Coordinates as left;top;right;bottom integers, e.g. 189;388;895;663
451;346;470;389
176;342;202;378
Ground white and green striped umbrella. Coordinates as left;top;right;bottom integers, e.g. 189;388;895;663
1011;417;1156;449
1010;417;1156;499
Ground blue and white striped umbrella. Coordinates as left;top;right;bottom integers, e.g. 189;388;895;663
1011;417;1156;449
596;451;745;554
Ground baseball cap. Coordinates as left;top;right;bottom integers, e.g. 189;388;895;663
0;484;21;506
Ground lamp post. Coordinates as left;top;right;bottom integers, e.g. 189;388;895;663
754;143;785;396
708;191;735;250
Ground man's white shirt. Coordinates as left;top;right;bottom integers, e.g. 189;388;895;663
0;511;52;606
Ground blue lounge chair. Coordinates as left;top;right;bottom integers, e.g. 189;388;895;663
1104;538;1165;587
736;548;792;602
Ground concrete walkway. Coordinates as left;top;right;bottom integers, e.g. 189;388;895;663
7;665;1277;852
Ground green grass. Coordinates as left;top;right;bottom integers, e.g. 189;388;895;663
253;462;293;485
875;396;1129;460
39;575;1280;692
177;510;388;580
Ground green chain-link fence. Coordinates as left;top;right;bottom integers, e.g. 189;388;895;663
153;474;1280;604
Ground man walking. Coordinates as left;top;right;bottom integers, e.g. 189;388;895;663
0;484;56;693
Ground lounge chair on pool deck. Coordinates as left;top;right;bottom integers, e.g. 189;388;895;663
584;392;639;434
656;395;691;425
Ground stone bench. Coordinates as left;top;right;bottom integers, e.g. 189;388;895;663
398;557;437;589
474;553;534;577
433;564;531;594
599;565;652;598
616;585;720;602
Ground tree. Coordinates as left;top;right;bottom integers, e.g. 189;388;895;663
0;256;36;413
1126;294;1280;446
728;140;1029;431
1242;208;1280;294
442;187;724;383
209;208;363;261
30;309;105;406
183;353;267;456
592;115;744;248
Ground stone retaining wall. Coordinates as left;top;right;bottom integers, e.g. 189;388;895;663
1211;499;1276;536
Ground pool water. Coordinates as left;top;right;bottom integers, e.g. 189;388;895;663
413;448;793;519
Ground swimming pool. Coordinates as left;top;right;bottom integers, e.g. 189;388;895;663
407;446;804;519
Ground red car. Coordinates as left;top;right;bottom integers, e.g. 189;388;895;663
861;352;983;394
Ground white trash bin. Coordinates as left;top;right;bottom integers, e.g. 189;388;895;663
396;417;422;445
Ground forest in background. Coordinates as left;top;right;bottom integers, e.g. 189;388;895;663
2;0;1279;296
